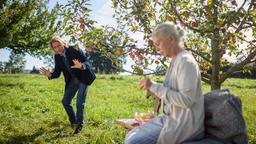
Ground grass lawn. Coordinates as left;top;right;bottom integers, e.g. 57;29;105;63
0;74;255;143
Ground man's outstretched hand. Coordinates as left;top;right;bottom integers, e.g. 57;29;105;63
39;67;51;78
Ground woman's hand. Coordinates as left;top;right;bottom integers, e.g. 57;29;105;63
71;59;82;69
39;67;51;78
139;78;153;90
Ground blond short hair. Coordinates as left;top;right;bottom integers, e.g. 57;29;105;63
49;36;68;50
152;21;184;42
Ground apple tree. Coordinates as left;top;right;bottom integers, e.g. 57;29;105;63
112;0;256;90
0;0;60;56
56;0;137;73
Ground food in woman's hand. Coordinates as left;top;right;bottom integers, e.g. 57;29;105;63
135;112;155;122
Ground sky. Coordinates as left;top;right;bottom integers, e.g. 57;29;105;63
0;0;127;70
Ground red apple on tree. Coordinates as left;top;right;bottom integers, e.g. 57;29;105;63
79;17;85;23
80;24;85;30
135;50;142;56
140;2;145;9
231;0;237;6
86;47;94;53
129;52;135;60
137;54;143;61
115;48;123;56
220;49;226;56
166;16;173;21
191;21;198;27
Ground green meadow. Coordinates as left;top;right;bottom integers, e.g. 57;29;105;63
0;74;255;144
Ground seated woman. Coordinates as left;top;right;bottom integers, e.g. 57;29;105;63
125;22;204;144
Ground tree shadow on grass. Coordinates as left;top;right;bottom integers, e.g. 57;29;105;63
226;84;256;89
0;82;25;89
44;121;74;141
1;128;45;144
0;121;75;144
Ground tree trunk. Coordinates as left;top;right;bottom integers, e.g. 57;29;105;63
211;35;221;90
211;0;221;90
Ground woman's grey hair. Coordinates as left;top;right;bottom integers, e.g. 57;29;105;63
152;21;184;41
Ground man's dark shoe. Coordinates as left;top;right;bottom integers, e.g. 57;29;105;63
73;126;82;134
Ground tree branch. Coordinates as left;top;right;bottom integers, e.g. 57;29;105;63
220;48;256;83
232;23;256;31
224;0;247;30
201;72;212;80
170;1;202;33
116;0;134;9
201;74;211;84
250;59;256;63
184;42;211;63
169;1;213;34
110;61;164;76
234;1;254;33
236;34;256;47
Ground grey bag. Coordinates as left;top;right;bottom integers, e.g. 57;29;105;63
184;89;248;144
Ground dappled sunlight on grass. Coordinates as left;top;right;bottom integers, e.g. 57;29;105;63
0;74;255;143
